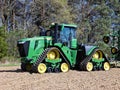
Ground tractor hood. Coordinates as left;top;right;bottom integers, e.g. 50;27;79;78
18;36;52;43
17;36;52;57
85;46;98;55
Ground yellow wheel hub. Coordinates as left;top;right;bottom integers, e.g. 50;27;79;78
37;63;47;74
112;48;116;53
93;50;103;59
103;62;110;71
47;49;60;60
61;63;69;72
86;62;93;71
93;52;99;59
26;64;32;71
111;47;118;54
103;36;110;44
49;51;56;59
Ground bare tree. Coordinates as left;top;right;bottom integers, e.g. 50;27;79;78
0;0;17;31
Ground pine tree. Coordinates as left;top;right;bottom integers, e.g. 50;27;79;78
108;0;120;31
88;1;113;44
68;0;113;44
31;0;74;30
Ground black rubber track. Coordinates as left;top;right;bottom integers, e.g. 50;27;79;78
32;48;50;72
21;63;26;71
79;48;110;71
32;47;70;73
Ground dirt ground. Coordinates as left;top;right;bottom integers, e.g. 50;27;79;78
0;66;120;90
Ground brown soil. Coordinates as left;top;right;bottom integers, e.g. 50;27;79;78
0;66;120;90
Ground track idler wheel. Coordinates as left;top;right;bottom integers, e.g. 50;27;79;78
25;63;32;71
86;62;93;71
37;63;47;74
103;62;110;71
54;68;60;73
47;67;53;73
21;63;32;71
60;63;69;72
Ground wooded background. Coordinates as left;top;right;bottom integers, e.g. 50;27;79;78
0;0;120;62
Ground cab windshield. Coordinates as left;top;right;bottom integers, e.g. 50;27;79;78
60;26;76;43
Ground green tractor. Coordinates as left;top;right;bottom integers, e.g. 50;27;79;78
17;23;110;74
103;29;120;66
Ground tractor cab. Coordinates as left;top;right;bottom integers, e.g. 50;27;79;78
46;23;77;48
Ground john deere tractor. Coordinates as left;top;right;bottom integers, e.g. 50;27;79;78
17;23;110;74
103;29;120;66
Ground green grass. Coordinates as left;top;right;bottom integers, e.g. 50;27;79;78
0;63;20;67
0;56;21;67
